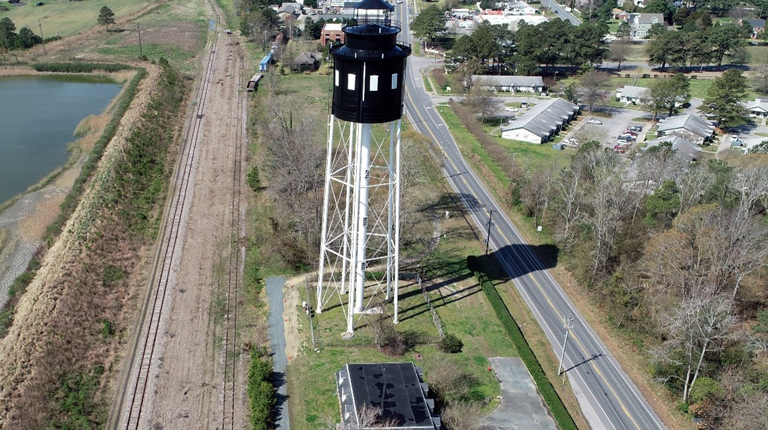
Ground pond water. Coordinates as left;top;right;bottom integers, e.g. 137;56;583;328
0;75;122;204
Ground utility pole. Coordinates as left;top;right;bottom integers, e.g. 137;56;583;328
305;277;316;351
137;23;143;58
485;209;494;255
38;20;46;54
558;315;575;380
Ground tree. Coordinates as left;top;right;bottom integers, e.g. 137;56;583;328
645;179;681;227
700;69;749;129
0;17;17;50
411;5;445;46
651;288;737;403
97;6;116;32
465;84;499;123
616;21;631;40
643;0;675;21
647;73;690;119
706;24;746;69
577;70;611;112
439;334;464;353
647;22;667;39
609;41;631;71
646;30;674;71
16;27;41;49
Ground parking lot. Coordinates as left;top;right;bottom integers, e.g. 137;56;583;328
564;108;652;152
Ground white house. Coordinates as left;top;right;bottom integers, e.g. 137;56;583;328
501;98;579;143
745;99;768;118
451;8;472;18
616;85;651;104
656;114;715;144
470;75;545;93
629;13;663;38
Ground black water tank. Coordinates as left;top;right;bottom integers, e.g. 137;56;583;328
330;0;411;124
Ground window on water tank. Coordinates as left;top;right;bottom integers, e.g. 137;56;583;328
370;75;379;92
347;73;356;90
335;70;339;87
391;73;398;90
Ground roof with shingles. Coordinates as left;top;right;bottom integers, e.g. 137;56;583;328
617;85;650;99
657;114;715;139
501;98;579;137
471;75;544;87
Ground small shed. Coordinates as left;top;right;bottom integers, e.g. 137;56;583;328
290;52;320;72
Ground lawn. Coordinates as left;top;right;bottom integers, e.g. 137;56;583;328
747;45;768;66
287;213;518;430
0;0;149;39
436;103;511;190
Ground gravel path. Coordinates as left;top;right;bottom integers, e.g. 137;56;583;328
266;277;290;430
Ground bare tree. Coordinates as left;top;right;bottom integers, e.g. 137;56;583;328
261;94;326;263
553;161;586;250
325;403;402;429
466;83;500;123
724;393;768;430
677;163;715;214
584;150;630;276
651;288;738;403
578;70;612;111
441;401;482;430
609;41;632;71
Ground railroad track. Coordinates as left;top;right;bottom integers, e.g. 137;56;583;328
221;31;246;430
116;23;222;430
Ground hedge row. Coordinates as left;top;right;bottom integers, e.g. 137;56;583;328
44;66;146;244
33;62;132;73
248;347;276;430
473;265;578;430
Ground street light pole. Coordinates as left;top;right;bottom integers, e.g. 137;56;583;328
558;315;575;379
484;209;494;255
39;20;46;54
137;23;143;58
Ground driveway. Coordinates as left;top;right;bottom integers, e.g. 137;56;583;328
481;357;558;430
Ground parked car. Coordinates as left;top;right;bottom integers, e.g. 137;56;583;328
617;139;630;146
628;125;643;132
586;118;602;125
520;102;529;108
619;134;636;141
623;130;639;137
614;144;626;153
504;106;518;112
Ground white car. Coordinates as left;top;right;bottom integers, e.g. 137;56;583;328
586;118;602;125
504;106;518;112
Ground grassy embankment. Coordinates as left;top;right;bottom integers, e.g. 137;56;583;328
0;60;185;428
95;1;208;73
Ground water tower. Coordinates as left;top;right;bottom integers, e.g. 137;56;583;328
316;0;411;337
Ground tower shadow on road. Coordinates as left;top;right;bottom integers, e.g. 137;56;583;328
468;243;560;281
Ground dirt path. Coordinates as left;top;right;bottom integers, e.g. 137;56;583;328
137;27;248;430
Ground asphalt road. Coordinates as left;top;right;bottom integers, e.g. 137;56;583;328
540;0;581;25
397;4;666;430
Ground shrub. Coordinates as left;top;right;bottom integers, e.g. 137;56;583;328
246;165;261;191
642;74;650;78
690;377;723;404
33;62;132;73
248;347;276;430
439;333;464;353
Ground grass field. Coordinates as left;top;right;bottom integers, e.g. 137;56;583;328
0;0;149;38
287;204;519;430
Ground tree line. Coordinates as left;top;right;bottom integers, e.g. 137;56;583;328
508;140;768;428
647;21;750;71
0;17;45;51
413;7;610;75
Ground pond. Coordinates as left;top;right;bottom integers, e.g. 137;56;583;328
0;75;122;205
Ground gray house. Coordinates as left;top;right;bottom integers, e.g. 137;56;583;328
629;13;663;38
470;75;545;93
656;114;715;144
616;85;650;104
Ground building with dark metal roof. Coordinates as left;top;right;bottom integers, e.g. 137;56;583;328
656;113;715;144
336;362;440;429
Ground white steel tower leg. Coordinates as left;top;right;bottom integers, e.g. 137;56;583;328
386;122;395;301
393;119;401;324
316;115;336;313
353;123;371;314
